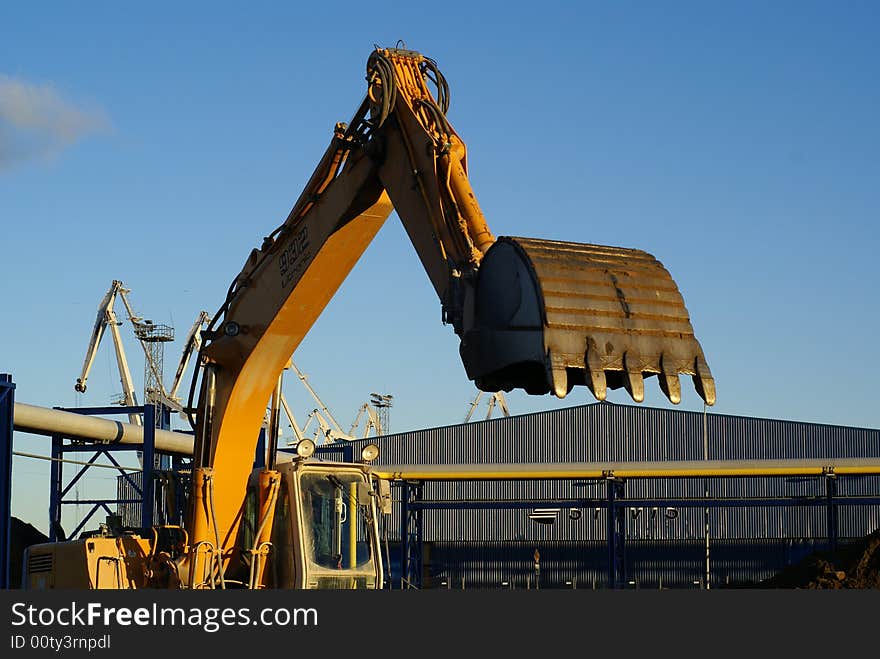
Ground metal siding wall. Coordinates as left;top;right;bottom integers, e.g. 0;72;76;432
315;402;880;545
111;403;877;586
117;472;141;528
421;539;828;589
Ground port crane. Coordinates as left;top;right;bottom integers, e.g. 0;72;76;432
77;281;380;444
74;280;210;421
278;361;384;444
464;391;510;422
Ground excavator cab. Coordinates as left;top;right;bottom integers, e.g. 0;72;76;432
241;457;384;589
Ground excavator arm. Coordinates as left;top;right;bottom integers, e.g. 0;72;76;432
360;50;714;405
185;47;715;574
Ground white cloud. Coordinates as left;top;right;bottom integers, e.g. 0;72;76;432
0;74;111;170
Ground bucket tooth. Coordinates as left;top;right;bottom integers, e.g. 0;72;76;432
692;356;716;406
585;345;607;401
659;372;682;405
659;355;682;405
623;351;645;403
550;358;568;399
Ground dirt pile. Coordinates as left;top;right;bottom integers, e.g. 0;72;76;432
8;517;49;588
757;528;880;589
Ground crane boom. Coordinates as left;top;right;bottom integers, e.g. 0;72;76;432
349;402;382;438
74;280;141;426
168;311;211;403
290;361;346;436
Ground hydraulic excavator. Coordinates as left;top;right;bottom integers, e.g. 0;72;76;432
22;45;713;589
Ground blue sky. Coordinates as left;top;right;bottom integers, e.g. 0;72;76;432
2;2;878;533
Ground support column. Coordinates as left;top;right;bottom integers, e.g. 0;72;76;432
0;374;15;589
141;404;155;532
399;481;423;589
49;435;63;542
826;474;838;554
158;404;172;470
171;455;191;525
606;477;626;589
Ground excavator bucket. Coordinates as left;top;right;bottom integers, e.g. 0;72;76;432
459;236;715;406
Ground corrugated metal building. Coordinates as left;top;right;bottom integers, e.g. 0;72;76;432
313;401;880;589
117;401;880;588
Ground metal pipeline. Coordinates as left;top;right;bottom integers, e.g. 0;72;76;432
372;457;880;481
12;401;194;456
